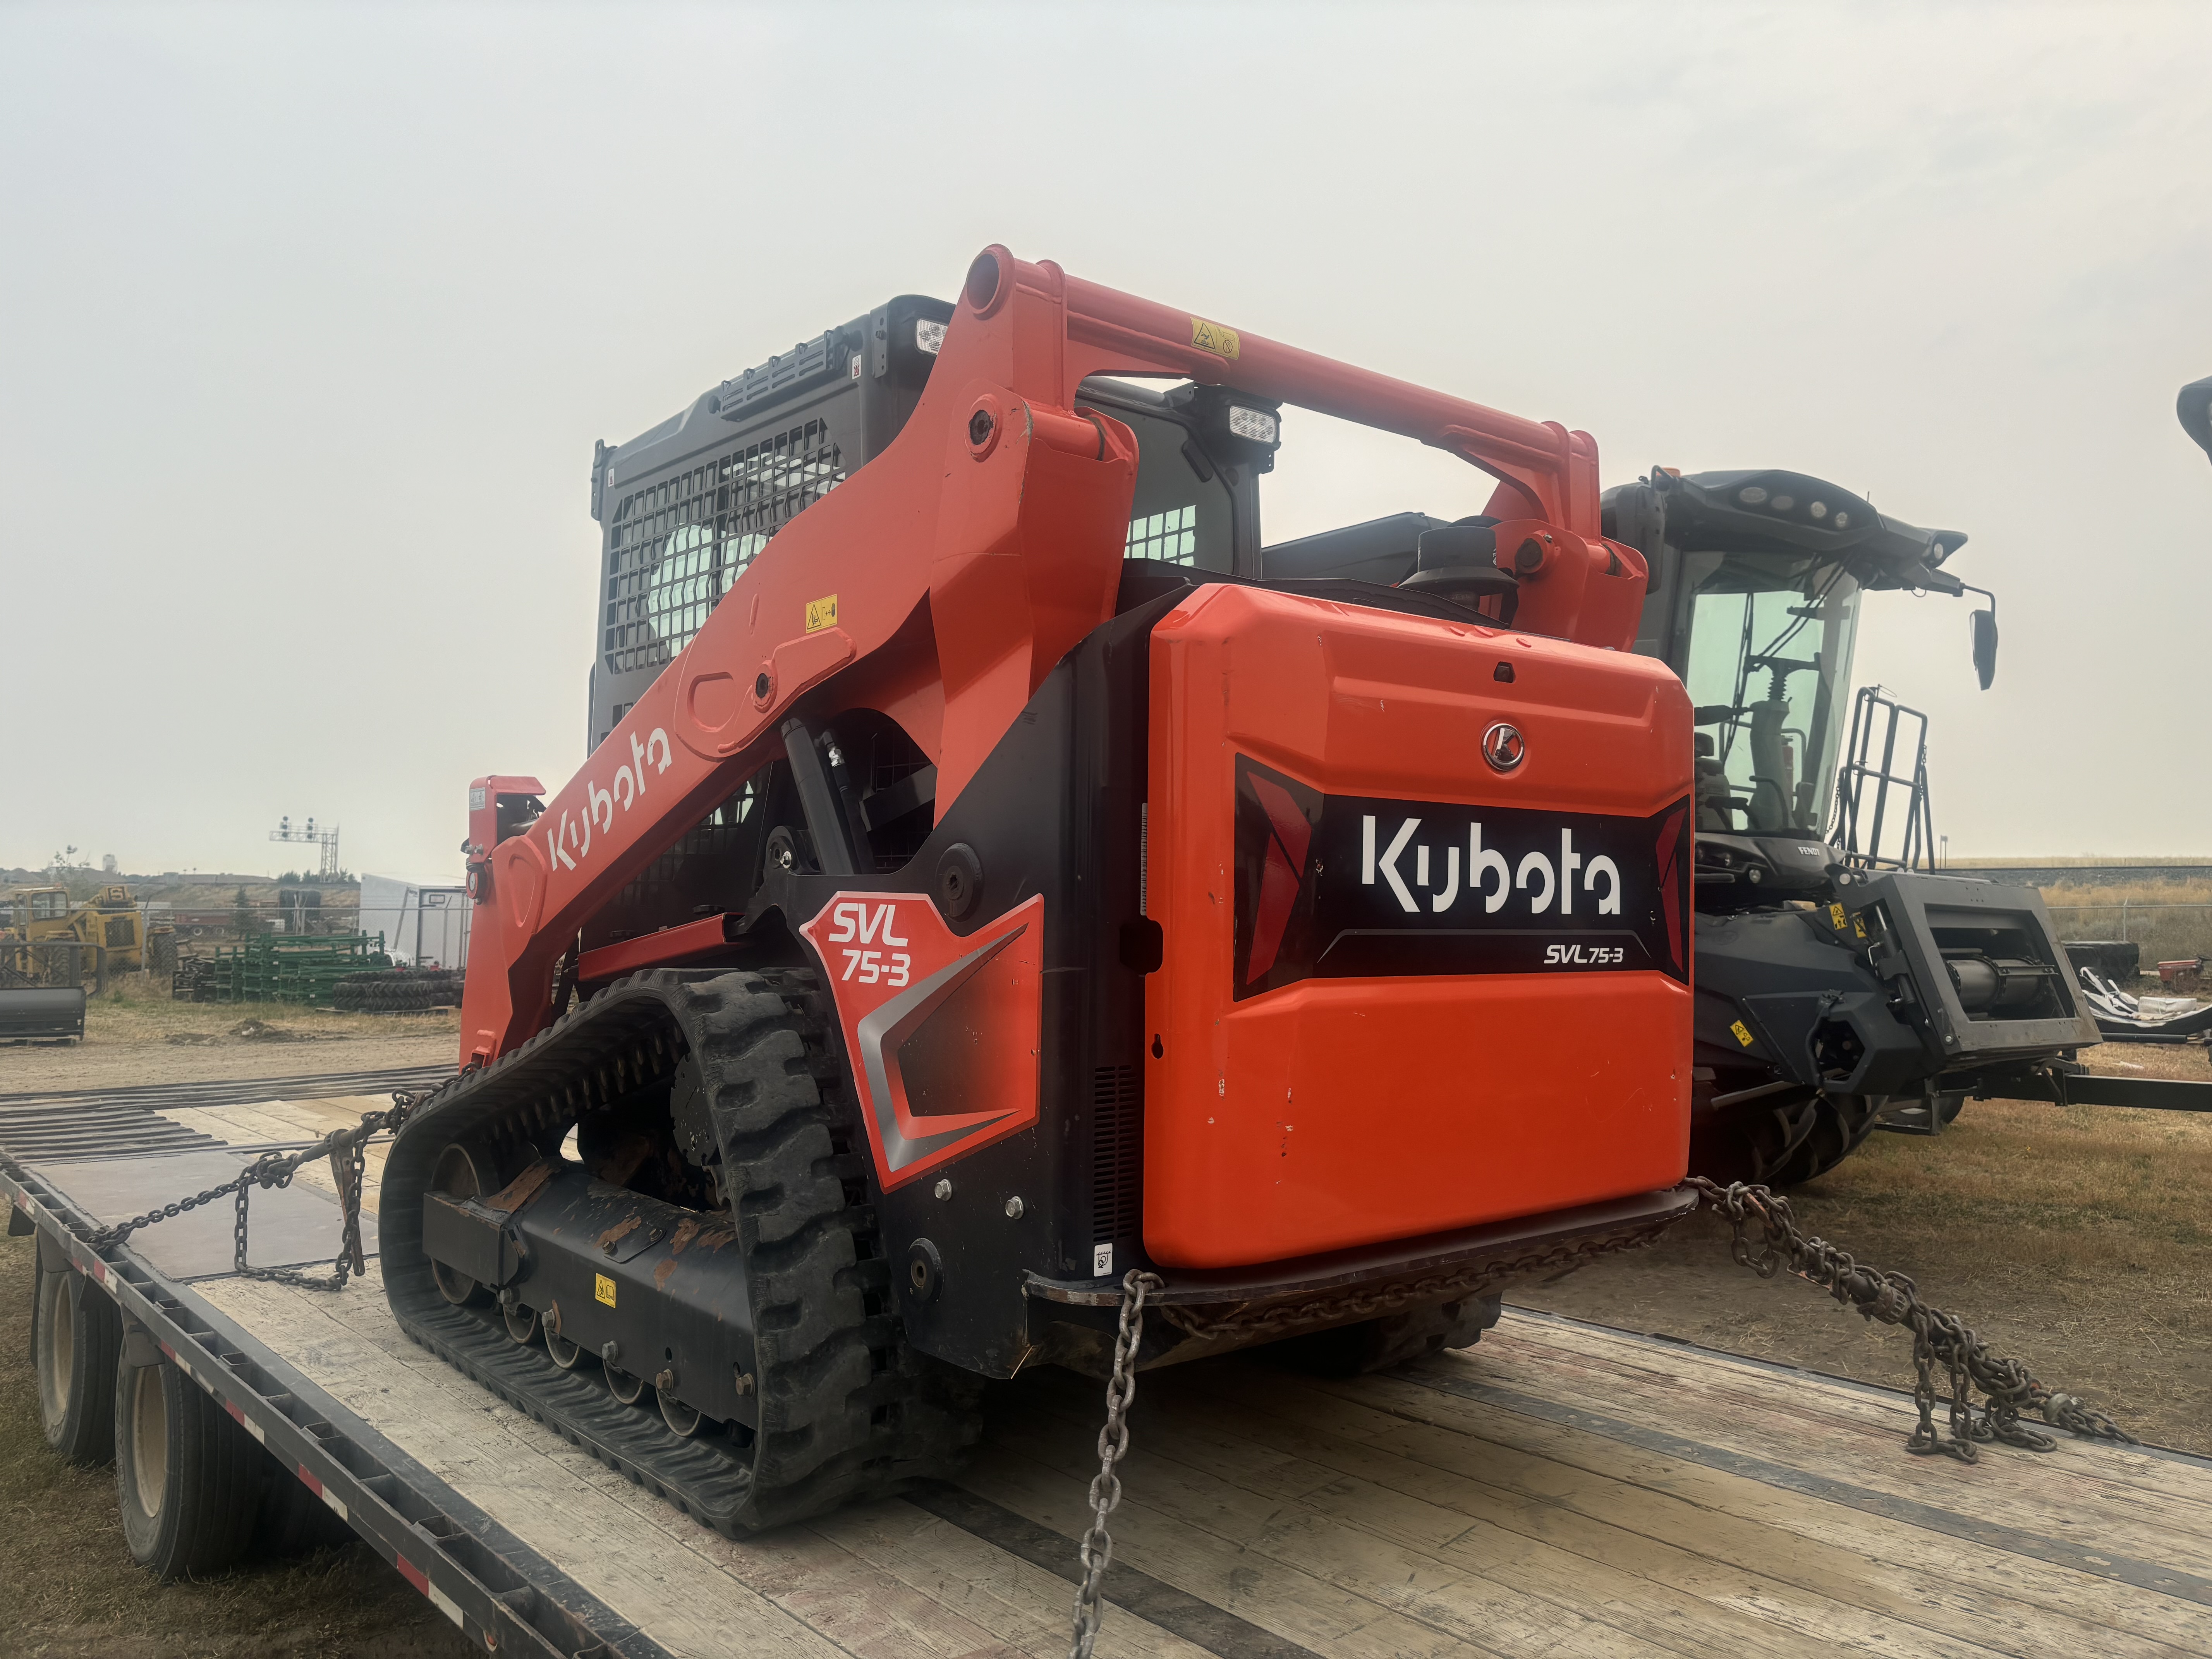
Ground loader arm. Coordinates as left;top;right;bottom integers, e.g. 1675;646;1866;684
461;245;1623;1066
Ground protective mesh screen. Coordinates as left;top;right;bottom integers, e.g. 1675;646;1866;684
1125;504;1197;563
603;419;847;676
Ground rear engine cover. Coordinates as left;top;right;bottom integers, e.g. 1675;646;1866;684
1144;584;1694;1268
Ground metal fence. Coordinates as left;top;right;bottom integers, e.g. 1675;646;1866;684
2046;903;2212;972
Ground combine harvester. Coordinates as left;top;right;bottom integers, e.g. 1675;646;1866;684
1272;464;2102;1185
8;249;2210;1658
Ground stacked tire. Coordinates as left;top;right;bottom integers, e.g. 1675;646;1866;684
333;968;466;1013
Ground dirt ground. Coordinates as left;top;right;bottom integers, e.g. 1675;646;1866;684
1518;1040;2212;1455
0;975;458;1096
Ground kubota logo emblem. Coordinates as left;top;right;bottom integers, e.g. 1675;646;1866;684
542;726;674;874
1482;723;1525;773
1230;755;1691;995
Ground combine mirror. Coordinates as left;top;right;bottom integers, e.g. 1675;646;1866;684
1971;607;1998;689
2181;374;2212;465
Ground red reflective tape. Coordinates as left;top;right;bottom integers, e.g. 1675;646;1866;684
89;1259;107;1283
296;1464;323;1496
158;1340;175;1361
225;1400;246;1425
396;1554;429;1595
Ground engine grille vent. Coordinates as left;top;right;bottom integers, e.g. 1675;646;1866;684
1091;1065;1142;1246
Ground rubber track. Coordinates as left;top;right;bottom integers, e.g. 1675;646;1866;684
380;967;977;1535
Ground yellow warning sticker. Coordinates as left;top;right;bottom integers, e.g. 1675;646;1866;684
804;594;839;633
1190;316;1241;360
1853;917;1868;938
1730;1020;1755;1048
1829;903;1847;929
594;1273;616;1308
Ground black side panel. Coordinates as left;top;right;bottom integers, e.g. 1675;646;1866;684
749;597;1177;1376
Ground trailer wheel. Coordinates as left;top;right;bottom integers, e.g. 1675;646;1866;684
1270;1293;1503;1377
33;1259;119;1466
113;1360;265;1579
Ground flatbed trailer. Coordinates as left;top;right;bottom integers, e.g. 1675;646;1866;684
6;1077;2210;1659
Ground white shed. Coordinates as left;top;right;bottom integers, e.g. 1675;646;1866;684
360;874;471;969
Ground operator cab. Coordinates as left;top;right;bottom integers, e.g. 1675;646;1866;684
1604;468;1976;907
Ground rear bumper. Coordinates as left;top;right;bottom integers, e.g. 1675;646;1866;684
1024;1185;1695;1373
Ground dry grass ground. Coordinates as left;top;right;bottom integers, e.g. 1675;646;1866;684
1520;1040;2212;1454
0;1238;470;1658
0;975;458;1096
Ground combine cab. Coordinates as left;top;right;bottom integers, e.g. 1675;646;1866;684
1604;469;2094;1182
383;247;1698;1532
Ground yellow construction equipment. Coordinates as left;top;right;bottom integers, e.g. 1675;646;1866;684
0;884;171;983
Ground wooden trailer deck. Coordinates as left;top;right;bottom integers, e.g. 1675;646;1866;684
21;1090;2212;1659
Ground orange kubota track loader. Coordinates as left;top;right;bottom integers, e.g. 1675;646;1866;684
382;246;1697;1534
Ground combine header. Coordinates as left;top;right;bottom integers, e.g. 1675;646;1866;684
383;246;1699;1532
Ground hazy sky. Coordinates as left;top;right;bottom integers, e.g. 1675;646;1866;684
4;2;2209;878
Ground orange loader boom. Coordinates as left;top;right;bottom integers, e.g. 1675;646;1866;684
460;246;1648;1069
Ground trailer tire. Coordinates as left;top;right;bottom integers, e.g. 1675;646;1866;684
33;1259;120;1466
113;1359;266;1579
1269;1293;1503;1377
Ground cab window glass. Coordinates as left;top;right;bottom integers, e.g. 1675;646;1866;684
1077;396;1236;573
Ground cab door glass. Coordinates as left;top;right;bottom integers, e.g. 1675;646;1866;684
1077;401;1236;573
1678;552;1860;835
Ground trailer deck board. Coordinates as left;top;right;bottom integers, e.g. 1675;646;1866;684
17;1090;2212;1659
